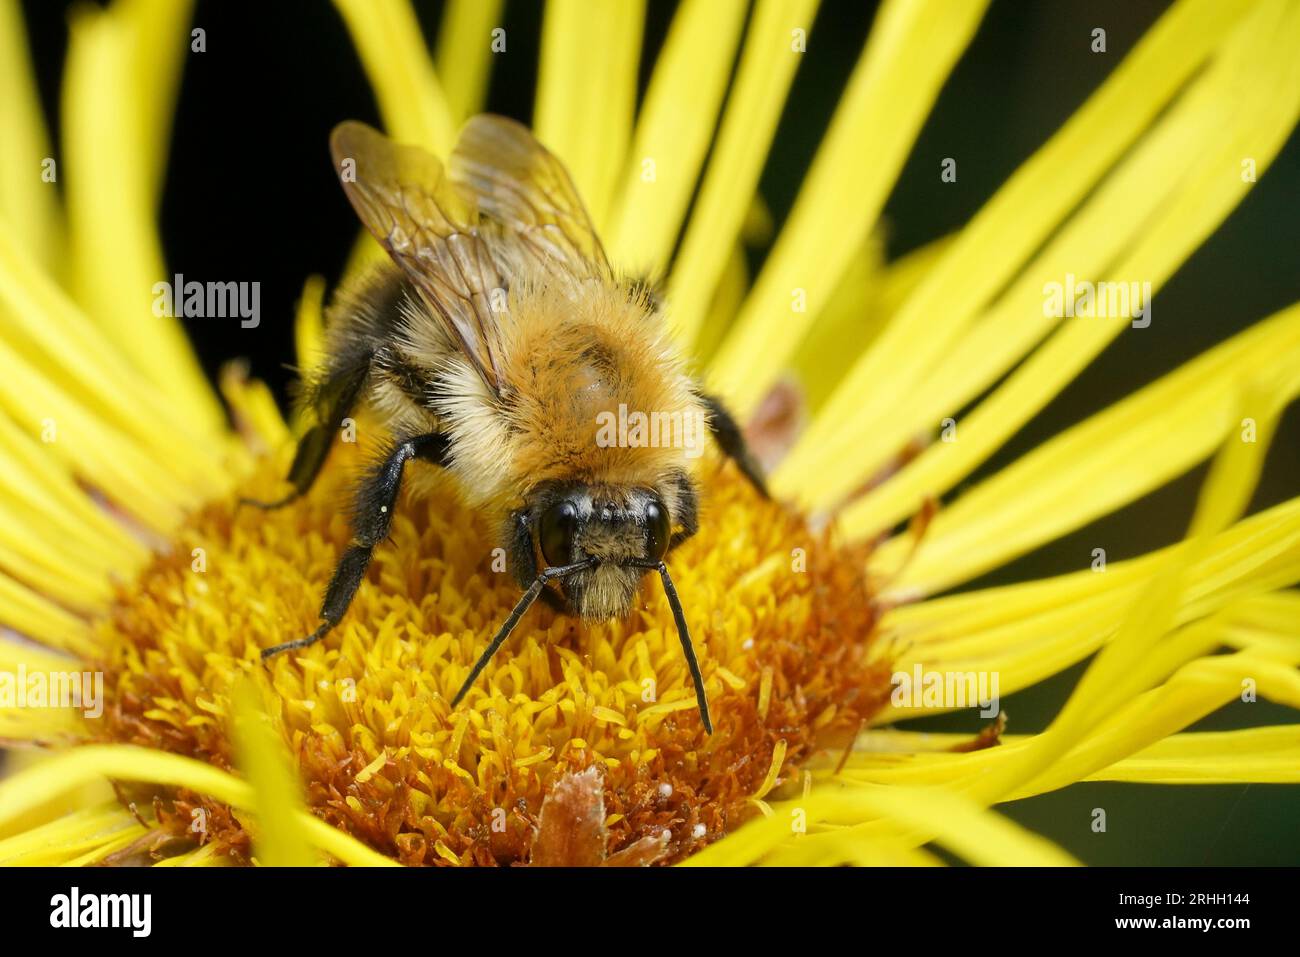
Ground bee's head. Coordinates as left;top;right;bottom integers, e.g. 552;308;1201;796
513;482;676;619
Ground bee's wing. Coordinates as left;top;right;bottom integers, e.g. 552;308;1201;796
449;114;611;280
330;120;506;392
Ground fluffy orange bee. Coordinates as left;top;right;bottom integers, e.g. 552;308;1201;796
249;116;766;733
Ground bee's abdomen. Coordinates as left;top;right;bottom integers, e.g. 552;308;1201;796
312;264;413;395
311;263;443;432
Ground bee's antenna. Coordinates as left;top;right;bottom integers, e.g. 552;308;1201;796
627;558;713;735
451;557;597;709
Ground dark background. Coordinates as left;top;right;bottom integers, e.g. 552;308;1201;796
18;0;1300;864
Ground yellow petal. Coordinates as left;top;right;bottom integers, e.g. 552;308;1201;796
606;0;749;276
62;824;155;867
229;680;318;867
0;573;95;658
0;635;79;673
706;0;988;412
120;0;194;208
775;0;1274;503
828;0;1300;515
0;505;124;613
969;384;1283;804
0;631;89;741
0;707;87;745
687;782;1078;866
879;495;1300;707
293;274;328;383
691;240;751;365
665;0;820;345
153;842;233;866
1086;726;1300;784
0;750;115;840
1220;590;1300;656
0;413;149;568
333;0;457;155
0;335;199;530
221;363;291;452
846;395;1285;807
788;233;884;408
535;0;645;229
0;228;229;497
433;0;504;123
759;827;943;866
862;301;1300;592
839;594;1300;796
62;1;222;431
0;745;398;866
0;0;63;272
1006;652;1300;800
0;804;143;866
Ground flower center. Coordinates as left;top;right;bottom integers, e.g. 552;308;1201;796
92;441;891;865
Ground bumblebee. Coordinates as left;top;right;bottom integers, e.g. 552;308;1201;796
250;117;766;733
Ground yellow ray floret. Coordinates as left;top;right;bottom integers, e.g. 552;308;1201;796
606;0;749;276
62;0;220;430
0;0;63;272
666;0;819;345
333;0;456;155
433;0;504;124
0;745;397;866
229;680;319;866
535;0;644;229
707;0;988;413
863;302;1300;592
775;0;1273;502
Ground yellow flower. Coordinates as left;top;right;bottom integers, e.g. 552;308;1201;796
1;0;1299;867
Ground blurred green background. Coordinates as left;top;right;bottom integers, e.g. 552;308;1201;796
16;0;1299;863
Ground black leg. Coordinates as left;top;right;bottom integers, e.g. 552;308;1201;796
668;469;699;551
262;432;449;658
700;393;769;498
627;557;712;734
241;359;371;510
450;557;597;706
505;510;538;590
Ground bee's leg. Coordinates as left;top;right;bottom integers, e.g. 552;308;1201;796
624;557;712;735
668;470;699;552
700;393;769;498
451;557;597;708
261;431;449;658
240;359;371;510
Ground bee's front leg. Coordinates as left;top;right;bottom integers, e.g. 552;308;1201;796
261;431;449;658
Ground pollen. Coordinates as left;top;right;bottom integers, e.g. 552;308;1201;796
92;438;892;865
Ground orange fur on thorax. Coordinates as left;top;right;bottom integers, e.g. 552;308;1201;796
431;276;705;515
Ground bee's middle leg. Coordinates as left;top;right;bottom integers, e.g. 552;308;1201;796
241;358;370;510
261;431;449;658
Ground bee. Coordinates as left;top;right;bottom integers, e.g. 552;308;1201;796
248;116;767;734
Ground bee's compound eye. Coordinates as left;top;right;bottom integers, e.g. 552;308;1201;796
645;499;670;561
539;501;578;568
